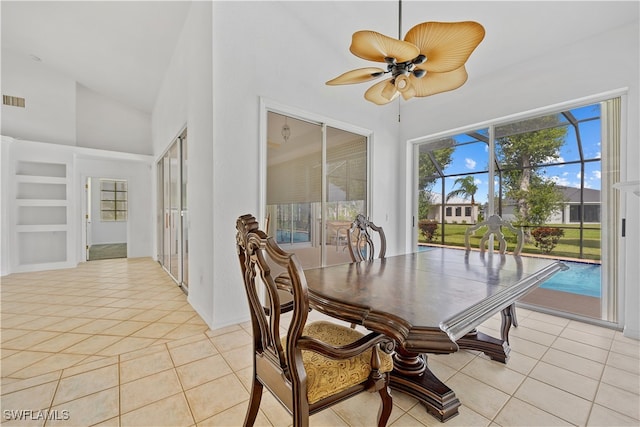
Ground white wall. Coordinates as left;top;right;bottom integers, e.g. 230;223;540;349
77;84;153;155
1;49;76;145
152;1;214;326
0;140;8;274
400;22;640;338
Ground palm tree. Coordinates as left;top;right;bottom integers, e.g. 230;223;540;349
446;176;478;205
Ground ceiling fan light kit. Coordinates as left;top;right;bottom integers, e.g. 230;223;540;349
326;20;485;105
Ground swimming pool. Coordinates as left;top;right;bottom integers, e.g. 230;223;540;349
540;261;601;298
276;229;310;244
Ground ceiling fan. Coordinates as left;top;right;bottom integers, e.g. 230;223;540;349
326;4;485;105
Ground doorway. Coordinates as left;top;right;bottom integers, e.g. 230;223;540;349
157;128;188;292
85;177;128;261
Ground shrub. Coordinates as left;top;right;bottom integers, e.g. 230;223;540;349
418;219;439;242
531;227;564;254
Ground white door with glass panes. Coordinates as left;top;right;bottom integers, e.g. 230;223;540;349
157;129;188;291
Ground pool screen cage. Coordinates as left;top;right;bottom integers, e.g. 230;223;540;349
417;100;613;263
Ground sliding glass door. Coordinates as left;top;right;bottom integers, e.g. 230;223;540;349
413;99;620;325
265;111;368;268
157;129;188;292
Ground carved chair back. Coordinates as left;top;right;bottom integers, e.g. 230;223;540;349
464;214;524;255
236;214;394;427
347;214;387;262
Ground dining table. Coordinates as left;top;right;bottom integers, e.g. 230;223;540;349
303;246;568;422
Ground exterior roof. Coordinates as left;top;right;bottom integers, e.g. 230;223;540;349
429;185;600;207
428;194;472;205
558;186;601;204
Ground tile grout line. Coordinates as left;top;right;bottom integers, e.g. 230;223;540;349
118;353;122;427
42;369;63;427
165;341;199;426
489;312;568;426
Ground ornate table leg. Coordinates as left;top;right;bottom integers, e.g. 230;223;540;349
389;347;461;422
456;305;513;363
501;304;515;343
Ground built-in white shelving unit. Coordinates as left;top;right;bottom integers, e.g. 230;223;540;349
12;158;73;271
2;136;155;276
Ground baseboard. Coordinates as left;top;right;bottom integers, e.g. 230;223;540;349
622;325;640;340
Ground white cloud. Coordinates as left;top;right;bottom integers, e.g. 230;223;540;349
542;155;564;165
593;141;601;158
474;178;482;185
593;171;601;179
465;158;477;169
550;175;572;186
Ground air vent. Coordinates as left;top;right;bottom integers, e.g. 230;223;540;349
3;95;25;108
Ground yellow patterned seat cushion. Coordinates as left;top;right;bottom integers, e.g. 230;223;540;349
283;320;393;404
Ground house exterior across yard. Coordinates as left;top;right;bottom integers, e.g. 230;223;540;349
426;195;480;224
426;186;601;225
498;186;601;224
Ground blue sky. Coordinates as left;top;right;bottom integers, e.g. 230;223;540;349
436;104;602;204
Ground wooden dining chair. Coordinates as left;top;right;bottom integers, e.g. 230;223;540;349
347;214;387;262
464;214;524;326
345;214;386;328
236;214;394;427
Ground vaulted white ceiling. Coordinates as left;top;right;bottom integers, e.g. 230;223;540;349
2;1;638;115
1;1;191;113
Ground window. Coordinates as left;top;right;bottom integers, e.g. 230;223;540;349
465;207;472;216
446;207;452;216
414;97;621;325
570;205;601;223
455;207;462;216
100;179;127;221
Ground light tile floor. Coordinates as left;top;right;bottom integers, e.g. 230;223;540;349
1;258;639;426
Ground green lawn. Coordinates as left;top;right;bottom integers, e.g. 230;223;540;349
419;223;601;261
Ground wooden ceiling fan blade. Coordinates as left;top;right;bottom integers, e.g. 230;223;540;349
405;21;485;73
326;67;386;85
350;30;420;63
401;84;417;101
364;78;399;105
410;66;468;97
